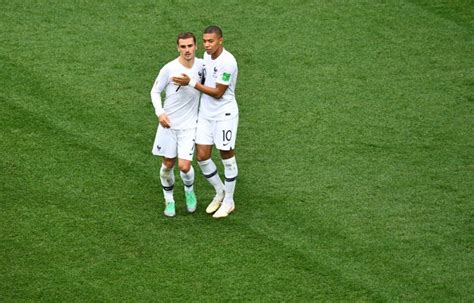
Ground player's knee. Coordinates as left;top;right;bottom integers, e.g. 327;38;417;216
220;149;235;160
162;158;175;169
196;151;209;162
196;145;212;162
179;161;191;173
196;154;205;162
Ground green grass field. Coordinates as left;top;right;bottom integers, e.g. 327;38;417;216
1;0;473;301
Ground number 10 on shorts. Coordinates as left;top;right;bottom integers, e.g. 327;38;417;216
215;116;238;150
222;130;232;142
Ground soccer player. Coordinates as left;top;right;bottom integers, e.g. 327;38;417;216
172;26;239;218
150;32;204;217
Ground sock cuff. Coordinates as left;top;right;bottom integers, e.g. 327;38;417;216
161;163;174;171
198;158;212;165
223;156;238;180
180;166;194;186
198;158;219;177
221;156;236;165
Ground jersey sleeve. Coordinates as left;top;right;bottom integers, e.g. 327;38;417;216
150;66;169;117
215;59;236;86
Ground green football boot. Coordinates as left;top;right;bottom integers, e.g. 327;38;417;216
185;191;197;213
164;201;176;217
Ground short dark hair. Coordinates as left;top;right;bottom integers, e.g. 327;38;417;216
176;32;196;45
203;25;223;38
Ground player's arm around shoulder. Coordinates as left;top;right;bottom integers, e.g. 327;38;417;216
171;72;228;99
195;82;228;99
206;61;235;98
198;56;232;99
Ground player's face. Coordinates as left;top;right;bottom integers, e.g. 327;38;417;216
203;33;223;56
177;37;196;61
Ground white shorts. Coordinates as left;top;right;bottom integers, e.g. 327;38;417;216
196;116;238;150
151;125;196;161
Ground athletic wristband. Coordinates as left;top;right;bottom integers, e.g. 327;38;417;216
188;79;197;88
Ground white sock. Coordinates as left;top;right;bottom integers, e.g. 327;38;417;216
160;163;175;202
198;159;224;196
180;166;195;192
222;156;238;205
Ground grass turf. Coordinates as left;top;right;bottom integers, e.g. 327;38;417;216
1;0;473;301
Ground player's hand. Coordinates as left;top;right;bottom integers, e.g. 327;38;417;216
171;73;190;86
159;113;171;128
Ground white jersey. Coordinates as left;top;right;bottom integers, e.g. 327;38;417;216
200;48;238;121
150;58;204;129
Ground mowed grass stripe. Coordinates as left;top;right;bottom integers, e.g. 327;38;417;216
237;1;472;300
2;68;390;301
2;95;384;301
1;78;372;300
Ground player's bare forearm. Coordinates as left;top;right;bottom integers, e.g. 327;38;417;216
172;74;227;99
194;82;227;99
